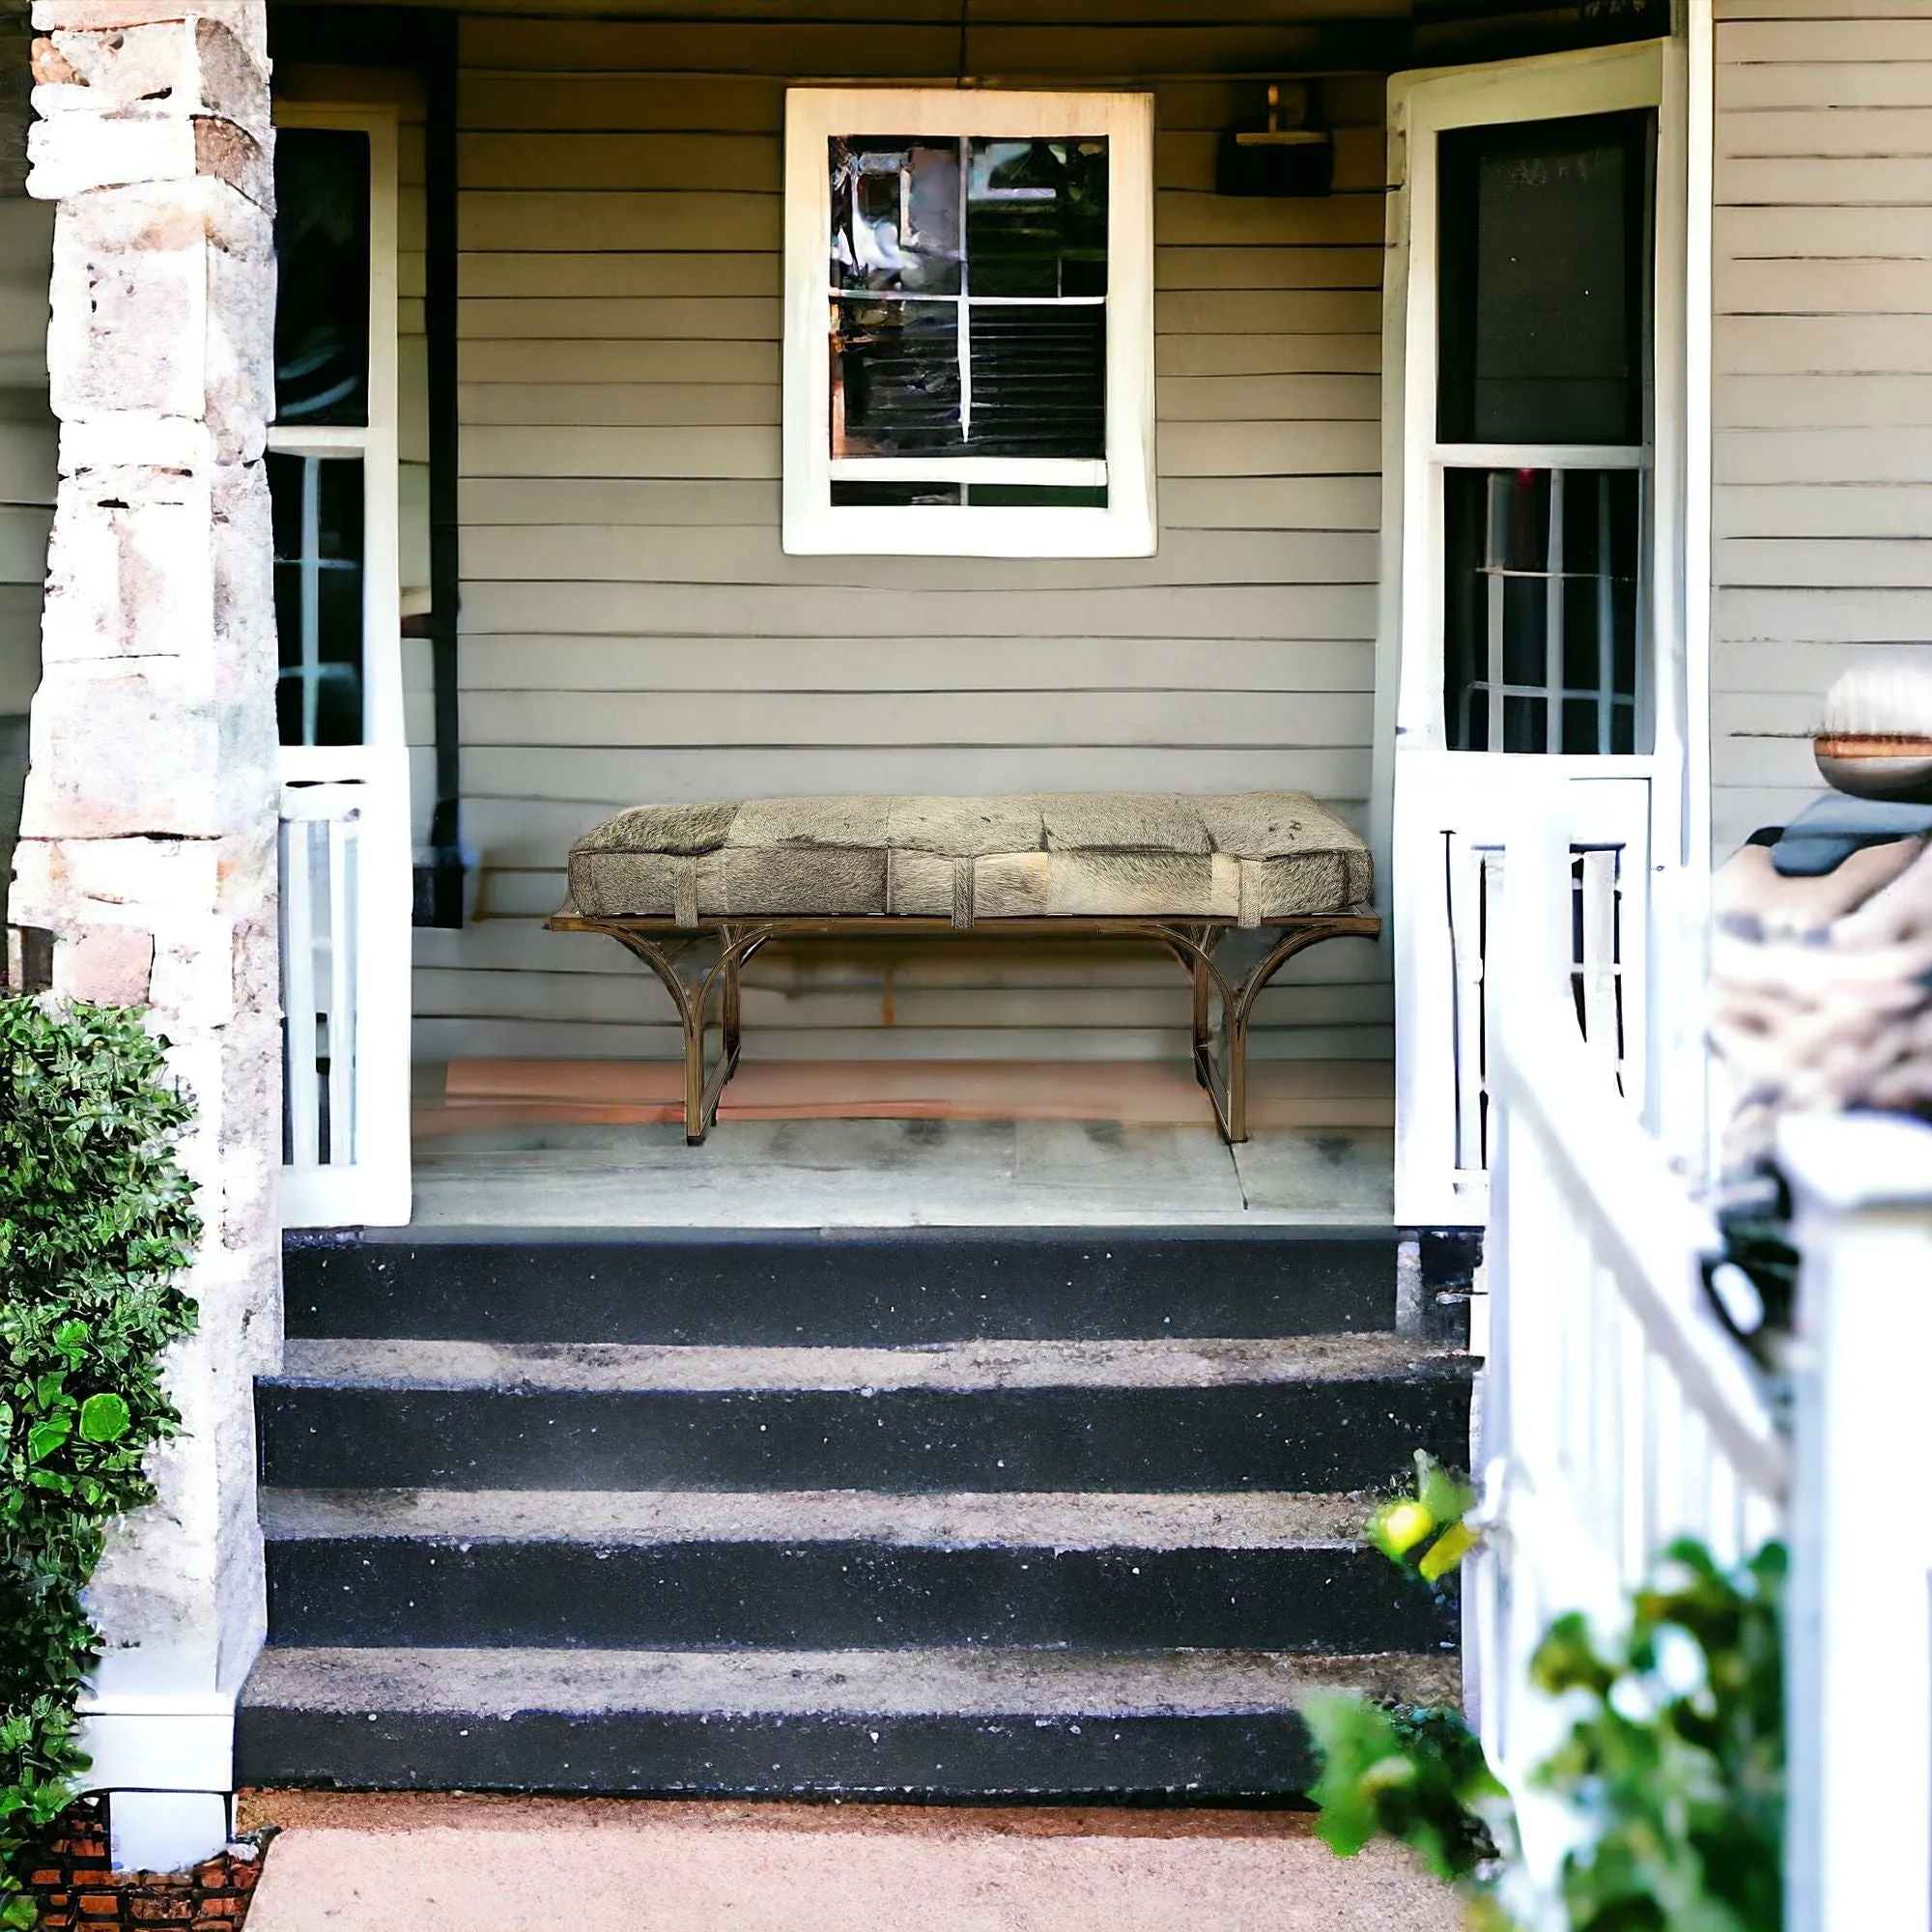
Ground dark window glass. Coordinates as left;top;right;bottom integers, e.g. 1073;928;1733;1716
966;137;1108;298
967;483;1108;507
1443;467;1640;755
274;128;371;426
967;305;1105;458
270;452;365;747
826;130;1109;471
830;480;964;506
831;299;962;459
1437;111;1651;446
830;138;962;295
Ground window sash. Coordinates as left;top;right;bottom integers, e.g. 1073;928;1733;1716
783;87;1154;559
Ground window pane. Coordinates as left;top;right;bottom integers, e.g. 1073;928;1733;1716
273;128;371;426
830;138;962;295
831;299;962;458
270;452;365;747
830;480;963;505
1443;467;1640;755
966;304;1106;458
967;483;1108;507
1437;111;1650;445
966;137;1108;298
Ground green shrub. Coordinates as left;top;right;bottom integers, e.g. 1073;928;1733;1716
1;997;200;1928
1309;1505;1785;1930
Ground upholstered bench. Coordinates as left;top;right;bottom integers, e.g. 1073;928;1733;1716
549;792;1378;1144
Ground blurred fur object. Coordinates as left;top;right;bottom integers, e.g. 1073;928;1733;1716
1710;828;1932;1181
1813;653;1932;801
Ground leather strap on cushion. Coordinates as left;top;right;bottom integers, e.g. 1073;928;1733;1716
1238;860;1263;928
674;856;699;928
952;857;976;929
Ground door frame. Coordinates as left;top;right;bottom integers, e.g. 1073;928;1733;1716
1374;37;1702;1223
271;99;415;1230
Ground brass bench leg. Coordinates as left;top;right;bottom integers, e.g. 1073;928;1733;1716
1217;918;1381;1146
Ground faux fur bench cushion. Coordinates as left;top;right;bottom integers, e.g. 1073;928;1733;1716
562;792;1371;929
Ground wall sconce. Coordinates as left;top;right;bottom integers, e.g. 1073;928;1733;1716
1216;82;1333;197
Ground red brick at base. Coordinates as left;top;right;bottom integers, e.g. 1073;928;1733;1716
20;1800;269;1930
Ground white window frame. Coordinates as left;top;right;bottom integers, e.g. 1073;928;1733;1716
782;87;1155;558
268;100;404;768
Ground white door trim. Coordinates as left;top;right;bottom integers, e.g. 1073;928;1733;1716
1378;38;1695;1224
271;101;414;1230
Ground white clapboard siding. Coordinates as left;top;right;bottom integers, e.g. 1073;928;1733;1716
1712;5;1932;853
432;14;1392;1068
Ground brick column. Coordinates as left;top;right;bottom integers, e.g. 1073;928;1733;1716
12;0;279;1874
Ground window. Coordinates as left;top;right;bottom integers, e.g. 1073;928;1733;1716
1435;109;1654;754
783;90;1154;557
269;110;413;755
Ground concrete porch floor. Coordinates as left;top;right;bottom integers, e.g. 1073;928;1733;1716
238;1795;1458;1931
405;1060;1395;1229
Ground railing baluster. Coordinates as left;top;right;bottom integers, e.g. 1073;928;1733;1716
280;808;321;1169
326;811;357;1167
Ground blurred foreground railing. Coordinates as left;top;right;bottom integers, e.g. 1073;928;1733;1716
1781;1111;1932;1932
1473;981;1788;1909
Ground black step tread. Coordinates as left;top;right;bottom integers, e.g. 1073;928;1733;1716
283;1227;1400;1346
257;1339;1471;1494
234;1641;1446;1800
260;1489;1453;1655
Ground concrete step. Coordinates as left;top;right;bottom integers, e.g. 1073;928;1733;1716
260;1488;1456;1655
236;1645;1460;1800
258;1336;1472;1494
282;1227;1405;1347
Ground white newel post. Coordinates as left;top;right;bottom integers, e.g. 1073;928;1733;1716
10;0;278;1874
1779;1113;1932;1932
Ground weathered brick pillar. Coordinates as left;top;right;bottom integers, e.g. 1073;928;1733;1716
13;0;279;1873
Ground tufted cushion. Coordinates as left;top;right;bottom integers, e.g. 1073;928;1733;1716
562;792;1371;929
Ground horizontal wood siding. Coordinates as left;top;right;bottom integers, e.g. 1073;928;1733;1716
1713;1;1932;851
427;19;1392;1068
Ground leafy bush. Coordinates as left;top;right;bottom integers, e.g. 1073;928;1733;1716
1;998;200;1928
1305;1695;1508;1884
1309;1507;1785;1931
1528;1538;1785;1932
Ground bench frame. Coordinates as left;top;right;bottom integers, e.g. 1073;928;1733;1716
549;910;1380;1145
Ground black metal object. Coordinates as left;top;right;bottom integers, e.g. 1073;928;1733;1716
417;11;466;927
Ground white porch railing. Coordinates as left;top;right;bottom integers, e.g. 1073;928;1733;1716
1473;975;1788;1911
277;768;412;1227
1480;896;1932;1925
1780;1111;1932;1932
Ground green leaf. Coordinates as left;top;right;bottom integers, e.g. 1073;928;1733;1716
26;1414;71;1462
1416;1451;1476;1525
77;1394;131;1443
1418;1518;1480;1584
1369;1497;1436;1560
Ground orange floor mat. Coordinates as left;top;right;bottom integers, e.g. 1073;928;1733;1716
414;1059;1395;1138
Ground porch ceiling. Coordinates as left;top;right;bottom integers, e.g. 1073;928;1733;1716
267;0;1669;75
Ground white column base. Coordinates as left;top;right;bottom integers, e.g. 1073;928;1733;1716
106;1791;231;1875
77;1691;235;1873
